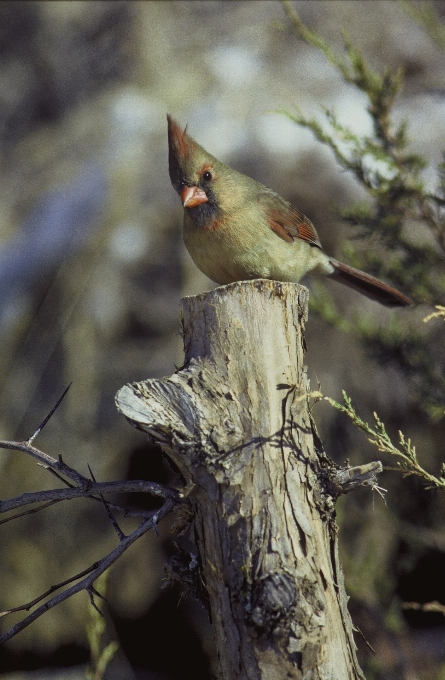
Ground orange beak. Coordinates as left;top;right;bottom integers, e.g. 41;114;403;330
180;185;208;208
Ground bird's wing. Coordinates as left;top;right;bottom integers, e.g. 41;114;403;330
258;191;322;248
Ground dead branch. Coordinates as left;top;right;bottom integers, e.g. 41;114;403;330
0;498;174;644
0;433;179;641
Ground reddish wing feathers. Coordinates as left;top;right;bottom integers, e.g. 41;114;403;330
295;219;322;247
263;194;411;306
259;193;322;248
267;218;294;242
266;211;321;247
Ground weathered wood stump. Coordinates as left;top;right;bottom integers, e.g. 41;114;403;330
116;280;377;679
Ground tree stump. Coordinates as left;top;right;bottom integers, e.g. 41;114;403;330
116;279;372;680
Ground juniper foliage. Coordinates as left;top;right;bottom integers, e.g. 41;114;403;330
281;0;445;419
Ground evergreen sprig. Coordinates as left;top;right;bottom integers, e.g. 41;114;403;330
280;1;445;416
401;0;445;52
326;391;445;490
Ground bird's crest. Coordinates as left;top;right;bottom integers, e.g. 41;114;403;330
167;114;195;160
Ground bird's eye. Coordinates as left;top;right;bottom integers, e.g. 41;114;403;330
202;171;212;182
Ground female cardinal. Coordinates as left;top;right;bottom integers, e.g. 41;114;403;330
167;115;411;307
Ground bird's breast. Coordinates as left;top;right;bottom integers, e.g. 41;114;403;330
183;209;330;285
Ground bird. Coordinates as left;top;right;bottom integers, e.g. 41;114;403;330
167;115;412;307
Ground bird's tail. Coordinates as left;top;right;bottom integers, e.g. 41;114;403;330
328;258;412;307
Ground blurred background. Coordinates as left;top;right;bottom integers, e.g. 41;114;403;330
0;1;444;678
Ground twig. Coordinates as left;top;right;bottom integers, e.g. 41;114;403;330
87;587;105;617
403;600;445;616
325;461;384;498
0;499;62;526
0;562;100;616
423;305;445;324
88;464;126;541
0;439;91;488
0;479;179;515
0;498;175;643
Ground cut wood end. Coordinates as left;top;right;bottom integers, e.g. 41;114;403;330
115;384;153;426
181;278;309;303
325;461;383;498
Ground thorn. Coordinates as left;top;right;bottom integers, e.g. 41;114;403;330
90;586;107;602
27;383;72;444
91;465;126;541
88;588;104;617
353;624;376;654
87;464;97;482
46;467;75;487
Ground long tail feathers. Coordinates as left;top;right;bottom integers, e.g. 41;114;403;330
328;258;412;307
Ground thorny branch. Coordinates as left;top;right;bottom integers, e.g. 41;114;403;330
0;475;179;516
0;499;175;644
0;390;180;643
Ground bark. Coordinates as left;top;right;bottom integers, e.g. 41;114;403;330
116;279;373;680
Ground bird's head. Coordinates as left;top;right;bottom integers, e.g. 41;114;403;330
167;115;245;227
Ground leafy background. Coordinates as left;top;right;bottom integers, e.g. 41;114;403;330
0;2;444;678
